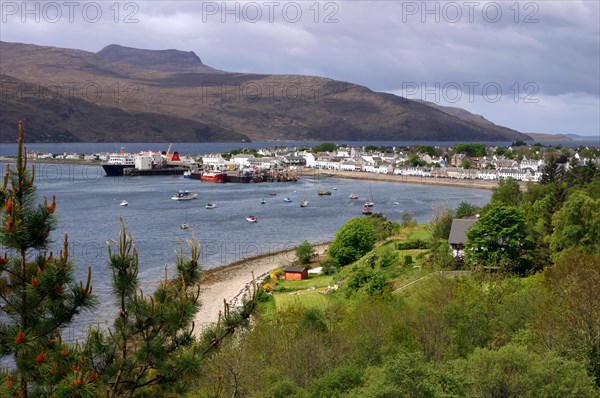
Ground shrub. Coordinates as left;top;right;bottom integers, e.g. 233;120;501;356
257;286;272;302
297;241;316;265
396;240;429;250
378;250;398;268
346;268;374;293
329;218;376;266
366;274;389;296
262;283;274;292
270;268;285;281
321;257;339;275
307;363;364;398
401;211;417;227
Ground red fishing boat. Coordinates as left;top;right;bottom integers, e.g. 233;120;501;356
200;171;226;183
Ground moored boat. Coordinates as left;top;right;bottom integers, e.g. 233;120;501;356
120;200;128;206
318;190;332;196
362;206;373;215
260;199;266;204
349;193;359;199
300;200;309;207
364;201;374;207
246;215;258;223
205;203;217;209
200;171;227;183
284;197;293;202
102;149;135;176
171;190;198;201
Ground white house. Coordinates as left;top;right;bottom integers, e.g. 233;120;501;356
476;170;498;180
520;159;544;172
314;157;341;170
340;161;361;171
336;149;351;158
377;165;394;174
202;153;227;169
231;154;255;167
299;152;316;168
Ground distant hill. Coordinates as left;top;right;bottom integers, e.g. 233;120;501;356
96;44;220;73
0;41;531;143
560;133;598;141
416;100;527;142
526;133;573;141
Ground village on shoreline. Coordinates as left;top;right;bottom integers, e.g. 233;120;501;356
11;141;600;187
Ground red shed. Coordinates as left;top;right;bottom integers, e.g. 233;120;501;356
284;266;308;281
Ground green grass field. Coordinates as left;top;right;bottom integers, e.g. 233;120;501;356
273;288;330;310
407;228;430;241
276;274;335;291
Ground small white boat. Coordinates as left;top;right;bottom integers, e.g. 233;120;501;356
120;200;128;206
393;201;400;206
246;215;258;223
183;170;191;178
205;203;217;209
349;193;359;199
284;197;292;202
180;209;192;229
300;200;309;207
364;201;374;207
260;199;266;204
171;190;198;201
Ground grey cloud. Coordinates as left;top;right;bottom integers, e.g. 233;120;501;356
0;0;598;135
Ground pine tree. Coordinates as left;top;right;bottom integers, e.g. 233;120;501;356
84;220;205;396
83;218;259;396
0;121;96;397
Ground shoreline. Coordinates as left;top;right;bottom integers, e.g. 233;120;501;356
301;169;503;190
193;243;329;334
1;158;504;191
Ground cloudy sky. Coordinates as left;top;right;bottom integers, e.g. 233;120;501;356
1;0;599;137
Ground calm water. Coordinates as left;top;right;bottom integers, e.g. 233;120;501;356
1;163;491;339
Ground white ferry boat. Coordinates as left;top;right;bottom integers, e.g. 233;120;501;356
102;149;135;176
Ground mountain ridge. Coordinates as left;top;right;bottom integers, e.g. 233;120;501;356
0;41;531;143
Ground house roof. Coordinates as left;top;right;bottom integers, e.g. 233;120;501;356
284;266;308;273
448;219;478;245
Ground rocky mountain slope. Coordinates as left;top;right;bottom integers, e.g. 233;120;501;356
0;41;531;143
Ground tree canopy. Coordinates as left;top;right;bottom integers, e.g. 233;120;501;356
312;142;337;152
296;241;316;265
550;190;600;255
466;204;533;274
328;218;376;266
452;143;486;157
491;178;523;207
